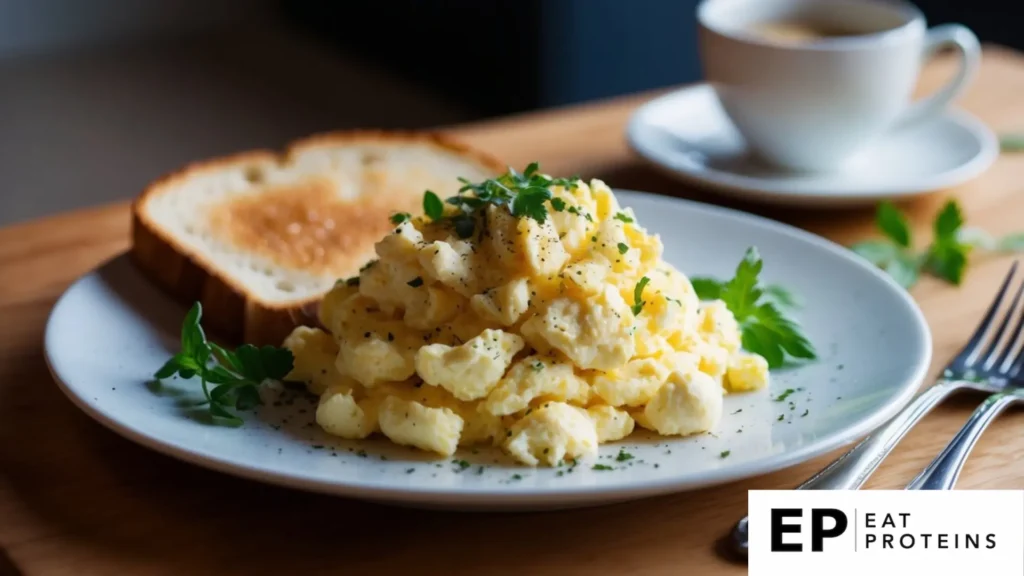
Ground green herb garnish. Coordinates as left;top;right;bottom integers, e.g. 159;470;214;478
615;449;634;462
448;163;579;224
691;248;816;369
592;464;614;471
999;133;1024;152
720;450;731;458
390;212;411;224
774;388;796;402
632;276;650;315
851;200;1023;289
423;190;444;221
551;197;567;212
617;242;629;255
153;302;293;426
567;206;593;221
614;212;634;224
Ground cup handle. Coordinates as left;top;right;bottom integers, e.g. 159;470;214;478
894;24;981;128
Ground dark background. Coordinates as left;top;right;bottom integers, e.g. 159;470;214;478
285;0;1022;117
0;0;1015;224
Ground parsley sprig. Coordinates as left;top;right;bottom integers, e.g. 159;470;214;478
413;163;580;238
852;200;1023;289
153;302;294;426
691;248;816;369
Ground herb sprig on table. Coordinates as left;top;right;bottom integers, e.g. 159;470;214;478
691;248;816;369
152;302;294;426
851;200;1023;289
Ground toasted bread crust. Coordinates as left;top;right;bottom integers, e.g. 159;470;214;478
130;133;503;346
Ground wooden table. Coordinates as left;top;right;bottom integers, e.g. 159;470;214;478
3;47;1024;576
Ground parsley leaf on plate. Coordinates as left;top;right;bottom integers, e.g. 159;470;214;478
152;302;294;426
695;247;816;369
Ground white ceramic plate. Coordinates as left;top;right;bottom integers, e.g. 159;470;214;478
45;191;931;510
627;84;998;208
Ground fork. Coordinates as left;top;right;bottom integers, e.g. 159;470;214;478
730;262;1021;557
906;268;1024;490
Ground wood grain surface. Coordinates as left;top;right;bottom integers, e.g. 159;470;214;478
3;47;1024;575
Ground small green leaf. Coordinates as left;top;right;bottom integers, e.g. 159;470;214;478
204;365;244;385
550;198;566;212
632;276;650;315
851;240;900;266
390;212;411;225
234;386;262;410
719;247;763;320
927;242;968;285
613;212;634;224
690;277;723;301
234;344;265;382
423;191;444;221
181;302;205;358
742;324;784;368
933;200;964;243
209;342;241;373
511;187;552;223
523;162;540;178
177;368;196;379
154;356;182;379
999;133;1024;152
998;233;1024;252
617;242;629;255
210;383;238;405
259;346;294;380
877;201;912;248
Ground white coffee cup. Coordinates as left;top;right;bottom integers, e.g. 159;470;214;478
697;0;980;172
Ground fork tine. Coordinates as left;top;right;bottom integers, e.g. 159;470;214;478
996;279;1024;373
962;262;1019;367
981;271;1024;370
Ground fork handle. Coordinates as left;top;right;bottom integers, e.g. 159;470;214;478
796;380;962;491
905;392;1017;490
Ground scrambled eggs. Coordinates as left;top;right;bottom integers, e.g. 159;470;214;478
283;178;769;466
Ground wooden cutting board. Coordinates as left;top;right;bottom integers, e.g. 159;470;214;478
1;46;1023;576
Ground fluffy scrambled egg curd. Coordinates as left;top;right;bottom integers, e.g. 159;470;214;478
283;175;769;467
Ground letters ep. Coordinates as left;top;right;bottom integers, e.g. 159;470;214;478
770;508;849;552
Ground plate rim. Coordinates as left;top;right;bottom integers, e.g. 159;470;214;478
626;83;999;206
44;190;933;505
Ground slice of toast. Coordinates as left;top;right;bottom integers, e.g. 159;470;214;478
131;131;504;345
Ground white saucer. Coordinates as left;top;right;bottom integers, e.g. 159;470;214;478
626;84;998;208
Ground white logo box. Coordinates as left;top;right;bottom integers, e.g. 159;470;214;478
748;490;1024;576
